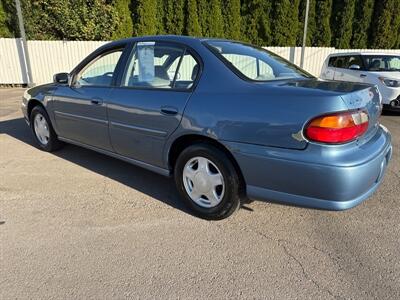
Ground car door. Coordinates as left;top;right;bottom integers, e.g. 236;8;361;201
106;41;200;167
52;46;127;151
332;56;350;82
340;55;365;83
321;56;336;80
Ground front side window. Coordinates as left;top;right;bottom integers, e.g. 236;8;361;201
205;41;312;81
76;49;123;86
363;55;400;72
333;56;349;69
328;56;337;67
122;42;199;89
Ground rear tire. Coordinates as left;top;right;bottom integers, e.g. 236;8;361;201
174;143;241;220
30;105;63;152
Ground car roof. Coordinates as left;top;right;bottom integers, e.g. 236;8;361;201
328;52;400;57
104;35;231;48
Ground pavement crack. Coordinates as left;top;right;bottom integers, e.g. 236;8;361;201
281;243;340;299
388;169;400;181
239;225;343;299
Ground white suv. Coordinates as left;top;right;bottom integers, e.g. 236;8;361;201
321;52;400;109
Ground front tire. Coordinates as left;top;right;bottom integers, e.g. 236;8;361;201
174;143;241;220
30;105;63;152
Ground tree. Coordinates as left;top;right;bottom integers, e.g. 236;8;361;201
0;0;11;37
1;0;18;37
394;10;400;49
186;0;201;36
272;0;300;46
391;2;400;49
2;0;120;40
208;0;224;38
370;0;399;48
133;0;158;36
223;0;241;40
112;0;133;39
330;0;356;48
241;0;271;46
164;0;185;35
297;0;316;46
22;0;118;40
351;0;374;49
1;0;397;48
197;0;209;36
156;0;166;34
313;0;332;46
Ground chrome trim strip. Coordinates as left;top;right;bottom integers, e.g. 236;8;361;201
58;136;170;177
110;121;167;137
54;111;108;125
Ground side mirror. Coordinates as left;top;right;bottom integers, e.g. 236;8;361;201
349;64;361;70
53;72;69;84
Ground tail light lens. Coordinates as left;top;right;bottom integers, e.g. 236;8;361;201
305;110;369;144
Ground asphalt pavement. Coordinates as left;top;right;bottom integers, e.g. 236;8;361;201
1;88;399;299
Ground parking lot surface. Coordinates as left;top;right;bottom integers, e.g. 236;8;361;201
1;88;399;299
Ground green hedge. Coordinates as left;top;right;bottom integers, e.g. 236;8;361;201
0;0;399;48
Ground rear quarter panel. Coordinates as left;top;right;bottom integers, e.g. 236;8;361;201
177;78;349;151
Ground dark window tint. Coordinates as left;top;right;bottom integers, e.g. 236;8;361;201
362;55;400;71
328;56;337;67
345;55;363;69
334;56;348;69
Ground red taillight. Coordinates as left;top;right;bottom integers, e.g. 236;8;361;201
305;111;369;144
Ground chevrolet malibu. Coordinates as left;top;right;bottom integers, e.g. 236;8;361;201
22;36;392;219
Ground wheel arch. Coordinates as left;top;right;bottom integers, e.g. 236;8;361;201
167;134;247;196
27;99;46;119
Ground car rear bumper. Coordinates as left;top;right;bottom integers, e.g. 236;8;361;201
224;125;392;210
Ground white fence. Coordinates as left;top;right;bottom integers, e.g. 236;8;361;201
0;38;399;85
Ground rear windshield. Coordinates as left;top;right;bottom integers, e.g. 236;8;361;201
362;55;400;71
205;41;313;81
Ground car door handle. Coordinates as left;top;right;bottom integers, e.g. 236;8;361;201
160;106;178;116
360;74;367;78
90;97;103;105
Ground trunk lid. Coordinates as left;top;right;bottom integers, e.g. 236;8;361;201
216;79;382;150
339;83;382;144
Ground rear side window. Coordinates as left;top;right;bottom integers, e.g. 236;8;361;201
167;53;199;89
122;42;199;90
363;55;400;71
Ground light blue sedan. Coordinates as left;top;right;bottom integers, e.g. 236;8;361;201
22;36;392;219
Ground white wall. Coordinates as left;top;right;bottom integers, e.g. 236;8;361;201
0;38;399;85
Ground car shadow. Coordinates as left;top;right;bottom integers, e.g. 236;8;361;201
382;109;400;116
0;117;194;216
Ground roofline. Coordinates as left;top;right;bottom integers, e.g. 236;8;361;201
328;51;400;57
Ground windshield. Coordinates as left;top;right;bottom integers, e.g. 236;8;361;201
205;41;313;81
362;55;400;72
